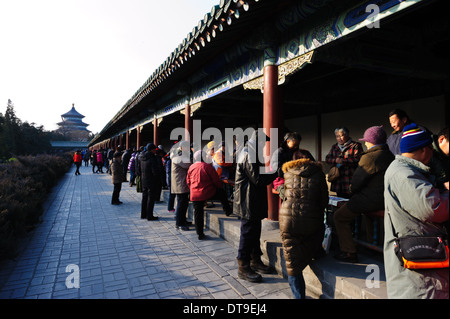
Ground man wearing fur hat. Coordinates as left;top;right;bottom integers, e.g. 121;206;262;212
384;123;449;299
334;126;394;263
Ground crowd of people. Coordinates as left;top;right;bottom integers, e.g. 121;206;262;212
74;108;448;299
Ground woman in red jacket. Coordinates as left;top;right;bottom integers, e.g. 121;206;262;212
187;150;232;239
73;150;82;175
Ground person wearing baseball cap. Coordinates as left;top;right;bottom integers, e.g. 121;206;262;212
334;125;394;263
383;123;449;299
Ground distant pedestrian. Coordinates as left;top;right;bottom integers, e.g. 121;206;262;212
171;141;192;230
96;149;104;173
122;148;131;182
164;148;176;212
91;150;97;173
111;152;124;205
128;148;137;186
136;143;165;221
73;150;82;175
83;150;90;167
106;148;114;174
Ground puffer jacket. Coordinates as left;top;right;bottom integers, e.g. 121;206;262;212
279;158;329;276
137;150;165;189
347;144;394;214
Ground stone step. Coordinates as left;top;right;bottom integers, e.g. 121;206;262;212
162;190;388;299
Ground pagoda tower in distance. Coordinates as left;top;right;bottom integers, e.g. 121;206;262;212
56;104;90;141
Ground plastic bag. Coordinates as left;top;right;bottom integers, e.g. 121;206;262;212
322;224;332;254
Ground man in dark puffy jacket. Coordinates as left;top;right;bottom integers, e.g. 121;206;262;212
136;143;165;221
233;131;276;282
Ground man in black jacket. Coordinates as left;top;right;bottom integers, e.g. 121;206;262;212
136;143;165;221
234;131;276;282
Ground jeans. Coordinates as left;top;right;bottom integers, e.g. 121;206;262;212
288;274;306;299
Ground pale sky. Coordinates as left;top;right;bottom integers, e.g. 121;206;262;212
0;0;218;134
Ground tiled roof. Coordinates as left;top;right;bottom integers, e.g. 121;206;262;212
61;105;85;119
105;0;256;127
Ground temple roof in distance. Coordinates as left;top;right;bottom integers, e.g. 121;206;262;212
58;104;90;132
61;104;85;119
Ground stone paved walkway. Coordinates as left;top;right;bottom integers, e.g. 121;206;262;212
0;164;292;300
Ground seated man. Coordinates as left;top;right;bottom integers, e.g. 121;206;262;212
333;126;394;262
187;151;232;240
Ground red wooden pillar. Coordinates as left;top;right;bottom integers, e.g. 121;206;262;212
153;117;160;146
263;60;283;221
185;103;192;142
136;126;141;150
125;130;130;150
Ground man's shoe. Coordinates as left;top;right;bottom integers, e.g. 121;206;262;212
237;259;262;283
147;216;158;221
250;257;272;274
198;233;206;240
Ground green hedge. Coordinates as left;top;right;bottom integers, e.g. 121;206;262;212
0;153;73;259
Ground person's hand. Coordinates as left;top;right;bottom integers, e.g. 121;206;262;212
335;158;343;164
444;181;449;190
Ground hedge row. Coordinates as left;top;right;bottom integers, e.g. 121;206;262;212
0;153;73;259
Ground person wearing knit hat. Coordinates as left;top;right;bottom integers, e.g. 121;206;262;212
333;125;394;263
400;123;433;154
359;125;387;146
383;122;448;299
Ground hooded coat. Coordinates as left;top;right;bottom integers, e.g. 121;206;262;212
279;158;329;276
137;149;165;189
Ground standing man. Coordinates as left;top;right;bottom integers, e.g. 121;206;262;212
136;143;165;221
384;123;449;299
171;141;192;230
234;131;276;283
